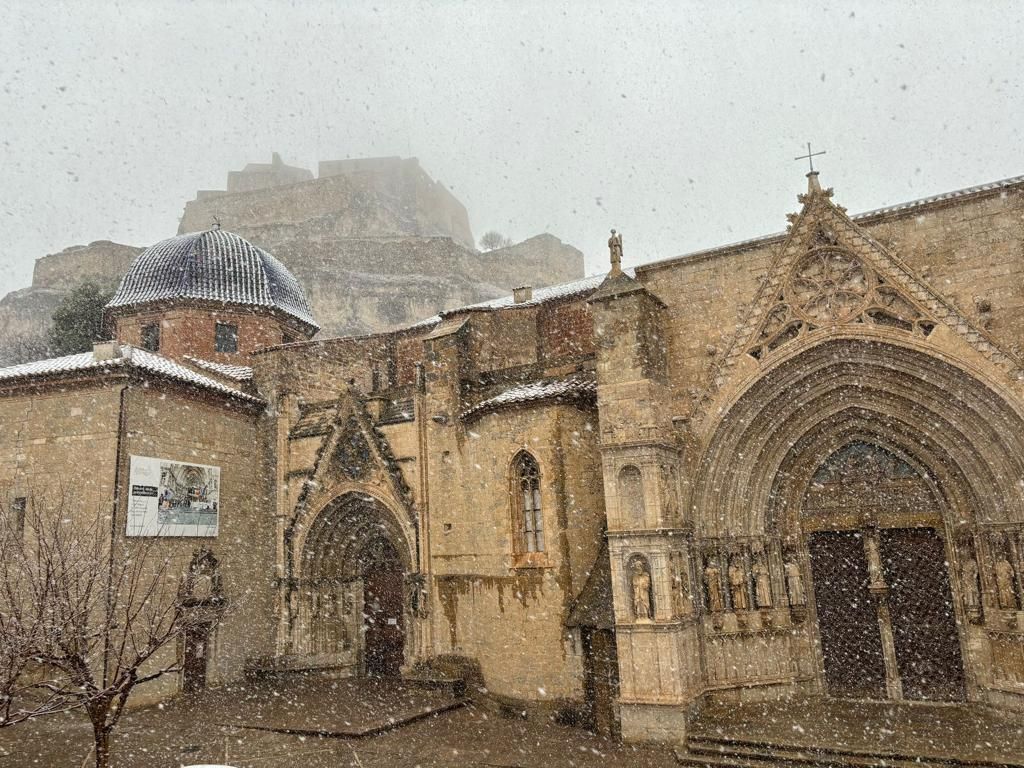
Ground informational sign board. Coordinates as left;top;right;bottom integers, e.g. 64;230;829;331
126;455;220;537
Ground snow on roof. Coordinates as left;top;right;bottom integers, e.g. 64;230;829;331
462;375;596;420
0;346;263;403
410;269;637;330
853;172;1024;220
183;355;254;381
106;229;319;331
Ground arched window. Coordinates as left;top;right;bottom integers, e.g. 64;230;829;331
618;465;645;525
513;452;544;554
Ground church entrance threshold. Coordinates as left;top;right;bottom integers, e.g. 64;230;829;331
809;526;965;701
685;698;1024;768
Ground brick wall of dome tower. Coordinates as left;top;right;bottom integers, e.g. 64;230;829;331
109;304;305;364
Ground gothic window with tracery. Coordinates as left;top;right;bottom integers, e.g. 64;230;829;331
788;248;870;324
513;452;544;554
747;246;935;361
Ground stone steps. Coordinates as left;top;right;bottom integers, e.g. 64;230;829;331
674;735;1024;768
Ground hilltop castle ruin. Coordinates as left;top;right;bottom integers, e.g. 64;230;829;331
0;154;583;362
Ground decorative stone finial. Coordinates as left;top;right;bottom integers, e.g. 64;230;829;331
211;216;222;231
608;228;623;275
806;170;822;194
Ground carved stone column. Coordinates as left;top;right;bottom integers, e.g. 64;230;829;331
863;528;903;700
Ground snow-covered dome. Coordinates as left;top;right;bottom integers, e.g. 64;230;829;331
106;229;318;331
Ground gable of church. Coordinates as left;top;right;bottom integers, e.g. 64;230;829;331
691;175;1024;431
291;387;415;523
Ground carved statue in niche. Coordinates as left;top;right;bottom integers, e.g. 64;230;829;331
962;554;981;612
629;556;653;621
704;558;724;613
669;552;689;616
865;534;886;590
405;572;428;618
728;556;749;611
660;465;679;523
995;555;1019;610
753;556;773;608
785;558;805;607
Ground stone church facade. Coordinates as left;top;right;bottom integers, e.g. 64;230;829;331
2;170;1024;743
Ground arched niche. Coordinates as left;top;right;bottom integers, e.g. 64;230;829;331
618;465;646;526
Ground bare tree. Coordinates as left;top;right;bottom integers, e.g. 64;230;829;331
479;230;513;251
0;508;75;727
0;328;51;366
0;490;203;768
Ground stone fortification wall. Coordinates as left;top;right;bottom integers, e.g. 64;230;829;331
318;156;474;248
181;155;474;249
226;152;313;193
179;172;415;237
32;240;144;292
0;241;144;364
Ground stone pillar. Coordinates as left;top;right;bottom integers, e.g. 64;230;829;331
588;271;695;744
274;392;299;657
420;319;469;656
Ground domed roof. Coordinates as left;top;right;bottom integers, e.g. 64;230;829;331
106;229;318;331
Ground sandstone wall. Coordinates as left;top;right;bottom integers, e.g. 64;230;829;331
0;379;272;703
638;181;1024;419
426;404;604;701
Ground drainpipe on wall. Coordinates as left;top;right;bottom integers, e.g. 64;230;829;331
414;361;434;658
103;380;131;690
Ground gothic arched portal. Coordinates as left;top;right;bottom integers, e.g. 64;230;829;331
690;333;1024;704
800;441;966;701
292;492;412;677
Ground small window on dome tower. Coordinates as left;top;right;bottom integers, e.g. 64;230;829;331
215;322;239;354
141;323;160;352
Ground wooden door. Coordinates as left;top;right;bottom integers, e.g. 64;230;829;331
880;528;966;701
809;531;887;698
363;570;404;677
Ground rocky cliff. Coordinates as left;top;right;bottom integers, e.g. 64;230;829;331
0;155;584;360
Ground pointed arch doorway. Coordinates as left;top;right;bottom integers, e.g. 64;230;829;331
296;492;412;678
802;441;966;701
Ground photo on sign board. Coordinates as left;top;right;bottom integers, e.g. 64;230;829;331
126;455;220;537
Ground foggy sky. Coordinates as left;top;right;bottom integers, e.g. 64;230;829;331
2;1;1023;292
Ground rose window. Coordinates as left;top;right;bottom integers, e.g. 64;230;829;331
788;248;871;323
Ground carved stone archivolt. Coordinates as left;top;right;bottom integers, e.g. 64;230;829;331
747;247;936;361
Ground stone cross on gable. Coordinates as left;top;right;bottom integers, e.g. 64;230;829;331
794;142;826;173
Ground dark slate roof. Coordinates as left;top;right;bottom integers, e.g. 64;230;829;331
106;229;318;331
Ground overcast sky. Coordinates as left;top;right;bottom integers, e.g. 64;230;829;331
1;1;1022;291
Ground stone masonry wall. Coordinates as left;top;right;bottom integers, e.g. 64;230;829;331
0;379;271;704
638;181;1024;421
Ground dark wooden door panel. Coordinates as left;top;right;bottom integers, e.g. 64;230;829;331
809;531;887;698
364;570;404;677
880;528;966;701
